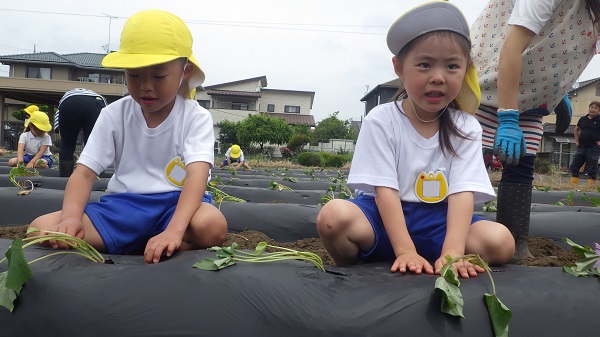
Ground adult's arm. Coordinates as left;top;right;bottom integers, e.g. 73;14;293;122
497;25;536;110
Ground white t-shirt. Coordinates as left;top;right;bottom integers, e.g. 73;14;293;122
348;101;495;204
18;131;52;156
224;147;245;162
78;95;215;194
471;0;594;112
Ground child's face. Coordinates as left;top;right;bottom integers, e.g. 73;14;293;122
29;124;45;137
393;34;467;117
125;59;191;116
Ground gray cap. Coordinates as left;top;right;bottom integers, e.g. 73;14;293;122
387;1;470;55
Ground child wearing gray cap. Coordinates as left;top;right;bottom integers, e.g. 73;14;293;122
317;1;515;278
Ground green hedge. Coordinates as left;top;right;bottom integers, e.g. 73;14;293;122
297;152;351;167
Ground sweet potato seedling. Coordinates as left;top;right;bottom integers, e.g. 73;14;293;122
194;241;324;272
435;254;511;337
0;228;105;312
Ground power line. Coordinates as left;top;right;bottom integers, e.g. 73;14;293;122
0;7;387;35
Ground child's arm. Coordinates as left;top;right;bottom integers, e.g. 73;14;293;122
16;143;25;163
26;145;49;168
375;186;434;275
50;164;98;248
436;191;484;277
144;161;211;263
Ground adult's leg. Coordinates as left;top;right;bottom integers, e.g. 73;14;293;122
585;147;600;185
81;96;105;144
475;108;542;262
316;199;375;265
58;96;85;177
570;147;587;183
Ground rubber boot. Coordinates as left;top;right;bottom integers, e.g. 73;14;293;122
588;179;596;188
496;183;533;262
59;160;75;177
570;177;579;185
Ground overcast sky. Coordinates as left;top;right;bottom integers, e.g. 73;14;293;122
2;0;600;122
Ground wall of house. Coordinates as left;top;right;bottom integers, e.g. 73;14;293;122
217;81;261;92
259;91;312;115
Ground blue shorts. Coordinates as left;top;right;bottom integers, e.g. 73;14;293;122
24;154;54;168
348;194;486;263
222;158;242;165
85;191;213;254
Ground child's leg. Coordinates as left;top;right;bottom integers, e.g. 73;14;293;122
27;211;106;251
316;199;375;266
465;220;515;265
182;202;227;250
242;162;251;170
7;157;18;167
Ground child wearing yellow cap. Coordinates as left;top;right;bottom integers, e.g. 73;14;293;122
8;110;54;169
28;9;227;264
317;1;514;278
218;144;252;171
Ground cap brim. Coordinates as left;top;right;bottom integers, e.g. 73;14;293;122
455;65;481;114
102;52;205;88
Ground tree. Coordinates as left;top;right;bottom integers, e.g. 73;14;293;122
216;120;239;145
312;112;357;144
237;114;293;151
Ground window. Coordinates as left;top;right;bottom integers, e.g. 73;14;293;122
284;105;300;113
26;66;51;79
198;100;211;109
232;102;249;110
267;104;275;112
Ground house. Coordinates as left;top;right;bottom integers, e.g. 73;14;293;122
361;77;600;169
0;52;128;148
195;75;316;147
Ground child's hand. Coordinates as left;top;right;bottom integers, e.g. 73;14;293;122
391;251;434;275
434;254;484;278
48;218;85;249
144;229;183;264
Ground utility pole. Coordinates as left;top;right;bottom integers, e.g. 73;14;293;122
102;13;117;53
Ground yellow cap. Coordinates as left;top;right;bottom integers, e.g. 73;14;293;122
102;9;205;90
230;145;241;159
23;105;39;116
25;111;52;132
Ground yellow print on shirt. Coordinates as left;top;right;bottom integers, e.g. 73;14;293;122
414;170;448;203
165;156;186;187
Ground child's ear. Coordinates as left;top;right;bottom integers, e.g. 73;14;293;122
392;56;404;79
182;62;193;79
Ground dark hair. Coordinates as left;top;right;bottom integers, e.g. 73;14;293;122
586;0;600;31
391;31;472;157
589;101;600;108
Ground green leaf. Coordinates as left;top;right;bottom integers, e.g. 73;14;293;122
212;257;234;269
441;261;460;287
254;242;267;254
5;239;33;293
193;259;220;271
563;266;590;277
435;276;464;318
485;293;511;337
574;256;600;272
0;272;18;312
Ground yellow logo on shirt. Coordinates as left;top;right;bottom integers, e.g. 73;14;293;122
414;170;448;203
165;156;186;187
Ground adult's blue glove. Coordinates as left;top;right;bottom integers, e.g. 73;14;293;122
494;109;526;166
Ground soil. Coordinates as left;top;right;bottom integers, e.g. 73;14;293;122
0;226;577;267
